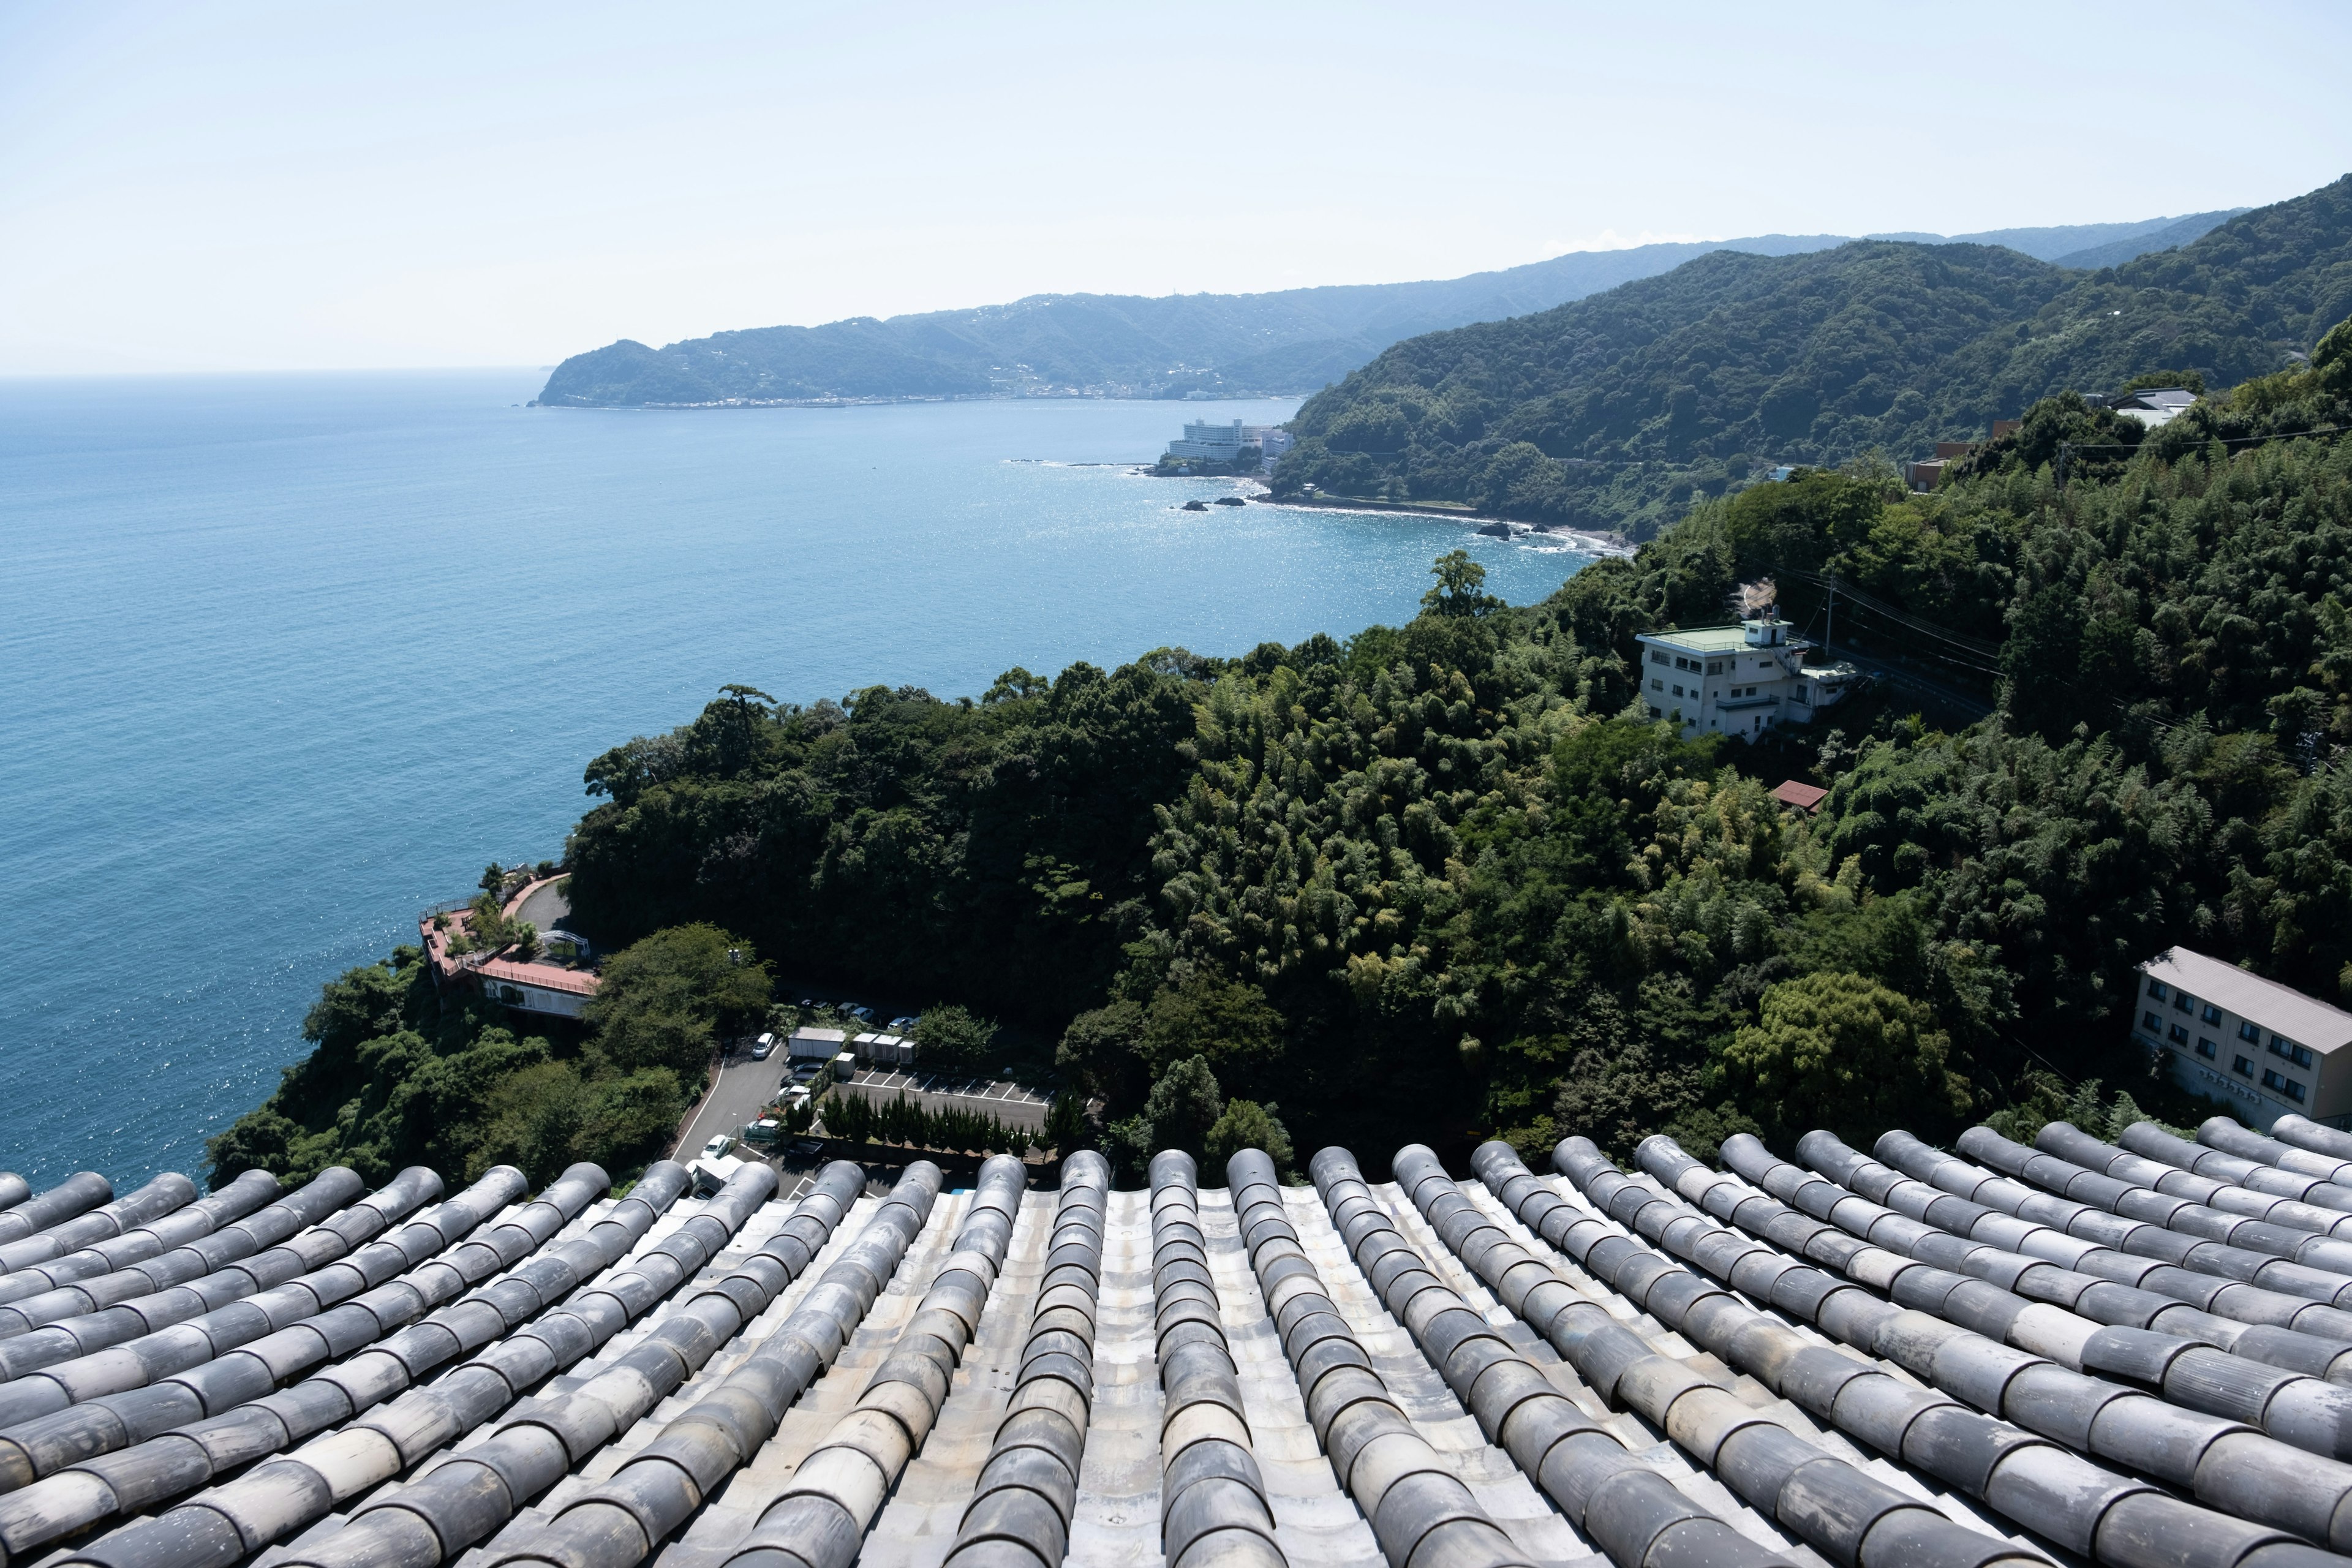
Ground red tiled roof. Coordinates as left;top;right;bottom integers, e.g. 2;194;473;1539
419;903;600;997
477;957;600;996
1771;779;1829;813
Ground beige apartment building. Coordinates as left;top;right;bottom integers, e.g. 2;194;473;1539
2135;944;2352;1129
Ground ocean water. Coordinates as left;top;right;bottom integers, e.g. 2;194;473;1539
0;371;1594;1186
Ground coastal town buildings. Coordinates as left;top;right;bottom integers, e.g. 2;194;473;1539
1635;616;1856;742
2135;944;2352;1128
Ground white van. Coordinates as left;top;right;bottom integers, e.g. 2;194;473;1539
750;1032;777;1060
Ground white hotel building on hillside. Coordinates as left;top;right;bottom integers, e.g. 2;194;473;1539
1635;617;1858;742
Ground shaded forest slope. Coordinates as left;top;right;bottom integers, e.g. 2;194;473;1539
1273;178;2351;537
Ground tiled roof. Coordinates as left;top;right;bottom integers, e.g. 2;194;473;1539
420;902;602;999
6;1110;2352;1567
1771;780;1829;813
476;957;600;996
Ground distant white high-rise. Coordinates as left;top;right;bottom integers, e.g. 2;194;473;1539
1163;418;1246;461
1162;419;1292;464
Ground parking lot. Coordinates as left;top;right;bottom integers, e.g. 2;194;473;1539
831;1068;1048;1131
675;1047;802;1158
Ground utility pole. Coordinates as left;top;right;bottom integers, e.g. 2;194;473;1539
1825;573;1836;660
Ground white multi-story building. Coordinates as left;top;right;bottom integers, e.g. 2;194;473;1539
2135;945;2352;1129
1163;420;1292;465
1164;420;1247;461
1634;617;1856;743
1246;424;1293;459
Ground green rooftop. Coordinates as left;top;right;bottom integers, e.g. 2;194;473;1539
1639;625;1756;652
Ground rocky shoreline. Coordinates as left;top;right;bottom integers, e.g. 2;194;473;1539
1250;489;1632;555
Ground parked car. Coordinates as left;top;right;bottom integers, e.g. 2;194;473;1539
750;1032;776;1060
887;1015;919;1031
699;1134;734;1161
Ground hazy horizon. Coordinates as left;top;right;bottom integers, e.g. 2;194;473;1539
4;0;2348;375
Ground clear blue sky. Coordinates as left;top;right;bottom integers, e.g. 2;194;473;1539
3;0;2346;374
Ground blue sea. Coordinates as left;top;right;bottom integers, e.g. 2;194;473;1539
0;371;1595;1186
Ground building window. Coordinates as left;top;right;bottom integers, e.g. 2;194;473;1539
2274;1036;2314;1068
1706;660;1723;674
2197;1037;2218;1059
2240;1020;2261;1042
2234;1055;2255;1077
1650;651;1668;665
1647;705;1662;719
2144;1011;2163;1031
1651;679;1664;692
2260;1069;2305;1102
2175;992;2195;1012
1672;684;1684;697
2169;1023;2188;1044
2201;1003;2222;1025
2148;979;2168;1000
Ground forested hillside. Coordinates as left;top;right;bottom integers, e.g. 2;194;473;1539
1274;176;2352;538
535;214;2237;407
216;316;2352;1186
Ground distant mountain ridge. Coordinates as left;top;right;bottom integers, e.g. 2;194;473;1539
536;210;2246;408
1270;178;2350;537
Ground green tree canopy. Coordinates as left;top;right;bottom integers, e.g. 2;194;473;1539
1106;1055;1224;1179
587;924;771;1079
911;1004;1001;1072
1205;1097;1293;1168
1136;973;1286;1090
1422;549;1501;618
1715;970;1970;1144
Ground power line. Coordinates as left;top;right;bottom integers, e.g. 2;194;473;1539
2063;424;2351;453
1779;568;2003;662
2058;423;2351;485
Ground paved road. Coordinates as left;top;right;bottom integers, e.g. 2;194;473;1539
513;880;573;931
830;1068;1048;1132
676;1050;795;1156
